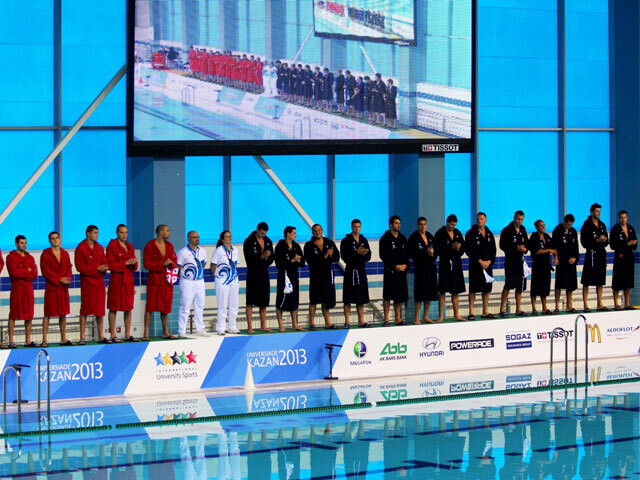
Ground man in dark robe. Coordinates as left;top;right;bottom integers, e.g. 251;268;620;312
340;219;372;328
580;202;609;311
379;215;408;326
610;210;637;309
243;222;275;333
275;226;306;331
552;214;579;312
304;224;340;330
408;217;438;324
499;210;529;317
465;212;496;320
528;219;556;315
434;214;466;322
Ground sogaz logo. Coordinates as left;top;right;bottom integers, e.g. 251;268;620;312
353;341;367;358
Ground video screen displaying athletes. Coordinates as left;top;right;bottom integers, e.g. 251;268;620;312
131;0;472;147
314;0;416;45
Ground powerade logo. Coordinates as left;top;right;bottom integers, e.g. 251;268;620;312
350;341;372;366
606;325;640;340
380;343;407;361
422;144;460;152
153;351;199;380
449;380;494;393
449;338;494;351
420;337;445;358
505;331;532;350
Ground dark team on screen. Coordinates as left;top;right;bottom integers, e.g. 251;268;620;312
1;203;635;348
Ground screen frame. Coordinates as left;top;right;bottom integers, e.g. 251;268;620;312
312;0;418;47
126;0;477;157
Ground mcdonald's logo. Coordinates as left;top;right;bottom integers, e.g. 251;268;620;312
590;366;602;383
587;324;602;343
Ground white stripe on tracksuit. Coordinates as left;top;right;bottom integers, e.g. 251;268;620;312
216;280;239;334
178;279;206;335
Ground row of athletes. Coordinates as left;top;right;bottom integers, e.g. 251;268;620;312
275;66;399;127
0;202;634;347
188;48;265;94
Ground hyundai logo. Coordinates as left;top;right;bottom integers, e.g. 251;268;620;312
422;337;442;350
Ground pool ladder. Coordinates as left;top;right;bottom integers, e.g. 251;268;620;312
549;314;590;392
2;349;51;429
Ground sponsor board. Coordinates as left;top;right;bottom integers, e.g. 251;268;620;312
605;325;640;340
420;337;445;358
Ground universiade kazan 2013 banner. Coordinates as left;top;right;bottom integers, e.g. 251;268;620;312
1;311;638;402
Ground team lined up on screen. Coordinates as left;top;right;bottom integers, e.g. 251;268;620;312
183;47;399;128
1;204;635;348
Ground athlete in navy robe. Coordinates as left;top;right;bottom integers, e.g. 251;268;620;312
580;203;608;311
243;223;274;332
275;227;306;330
304;225;340;329
465;212;497;319
528;220;556;314
340;219;371;327
610;210;637;309
408;217;438;324
552;214;579;312
499;211;529;317
335;70;345;111
434;215;466;322
379;215;409;325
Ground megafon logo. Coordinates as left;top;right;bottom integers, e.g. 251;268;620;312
350;341;372;366
353;391;368;404
353;341;367;358
154;351;197;366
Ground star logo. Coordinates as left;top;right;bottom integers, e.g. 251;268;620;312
162;352;171;366
179;351;188;364
187;351;197;364
171;352;180;365
154;352;164;366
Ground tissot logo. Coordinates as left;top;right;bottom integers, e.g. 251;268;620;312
422;144;460;152
449;338;494;351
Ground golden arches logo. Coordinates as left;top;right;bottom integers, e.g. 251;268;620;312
587;324;602;343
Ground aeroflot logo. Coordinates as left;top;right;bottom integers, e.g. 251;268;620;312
449;338;494;351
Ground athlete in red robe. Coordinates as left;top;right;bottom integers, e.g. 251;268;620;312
75;225;109;344
40;231;73;346
6;235;38;347
143;224;178;340
107;225;138;342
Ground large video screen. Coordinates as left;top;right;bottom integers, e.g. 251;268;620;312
314;0;417;46
127;0;474;156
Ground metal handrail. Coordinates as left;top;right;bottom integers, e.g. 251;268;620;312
574;314;589;383
549;326;569;391
37;349;51;422
3;365;23;420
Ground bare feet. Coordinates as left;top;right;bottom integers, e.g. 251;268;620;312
279;326;286;332
423;318;435;324
413;320;422;325
437;318;444;323
247;328;255;334
455;316;468;322
260;327;274;333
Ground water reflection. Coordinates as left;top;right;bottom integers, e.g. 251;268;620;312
0;393;637;479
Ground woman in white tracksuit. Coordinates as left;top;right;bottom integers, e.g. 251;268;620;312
211;231;240;335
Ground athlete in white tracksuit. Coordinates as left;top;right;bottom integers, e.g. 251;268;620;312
211;231;240;335
177;231;208;336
